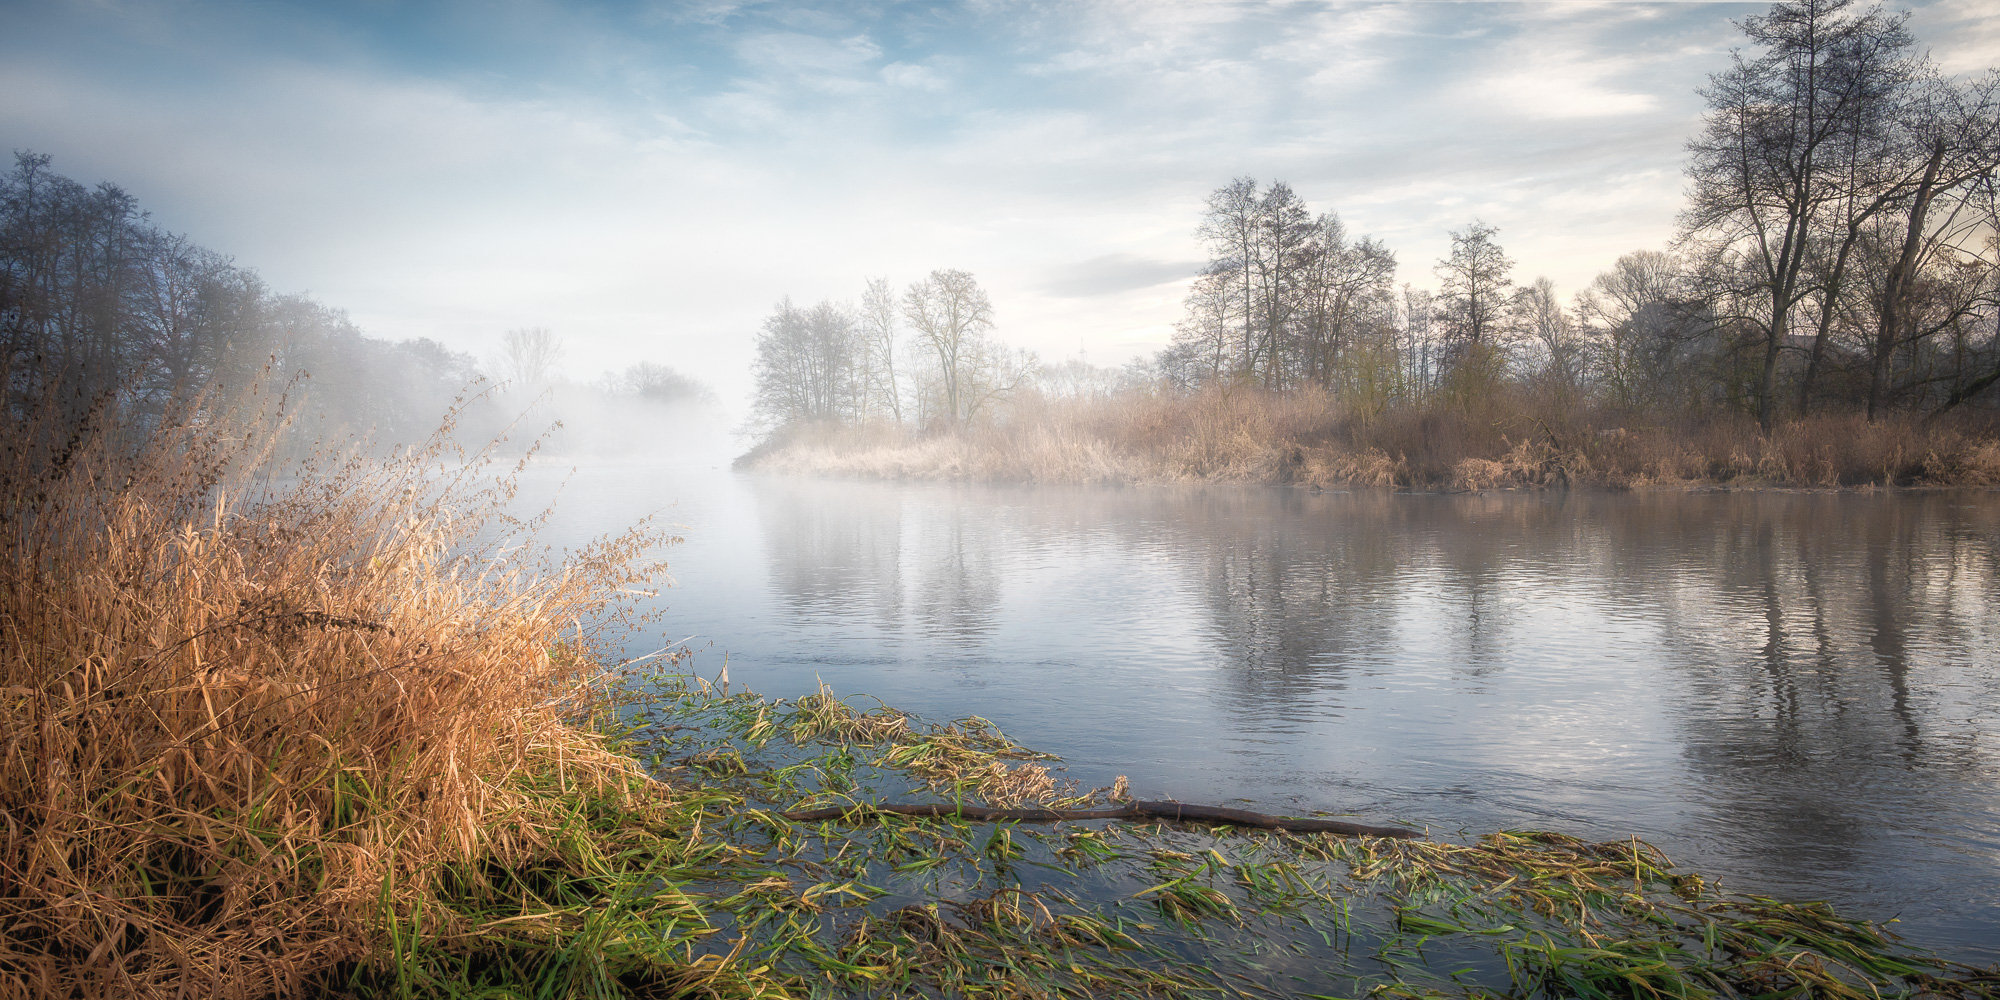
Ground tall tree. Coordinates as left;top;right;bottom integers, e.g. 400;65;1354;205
1513;277;1587;399
1195;178;1260;378
1295;214;1397;389
1251;182;1314;387
1435;220;1513;347
1863;71;2000;418
902;269;996;426
1681;0;1913;428
859;277;903;424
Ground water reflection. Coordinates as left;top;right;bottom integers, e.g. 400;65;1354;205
732;480;2000;957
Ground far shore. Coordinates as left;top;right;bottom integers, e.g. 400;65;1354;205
736;388;2000;493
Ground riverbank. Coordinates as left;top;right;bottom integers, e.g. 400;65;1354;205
737;388;2000;490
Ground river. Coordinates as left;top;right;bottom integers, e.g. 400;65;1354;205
519;453;2000;962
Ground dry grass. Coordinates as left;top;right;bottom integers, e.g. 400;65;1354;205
0;389;681;997
739;386;2000;490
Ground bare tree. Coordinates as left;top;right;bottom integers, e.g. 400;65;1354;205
1513;277;1588;401
1251;182;1314;386
1195;178;1260;377
500;326;564;389
1401;285;1439;397
1;152;491;445
618;361;716;406
1435;220;1514;347
1681;0;1913;428
1295;214;1397;389
751;298;858;426
1578;251;1699;408
1164;270;1237;390
859;277;903;423
902;269;996;426
1863;72;2000;417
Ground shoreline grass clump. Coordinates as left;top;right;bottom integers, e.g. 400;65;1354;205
0;391;755;997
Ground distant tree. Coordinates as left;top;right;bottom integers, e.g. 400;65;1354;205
1512;277;1587;400
1195;178;1261;378
859;277;903;423
1400;285;1439;396
1164;270;1236;391
620;361;716;406
1175;181;1400;394
1295;213;1398;389
751;298;857;426
500;326;564;389
1435;220;1514;347
902;269;997;426
1251;182;1314;386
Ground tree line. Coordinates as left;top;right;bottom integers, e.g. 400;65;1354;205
1164;0;2000;429
1;152;710;449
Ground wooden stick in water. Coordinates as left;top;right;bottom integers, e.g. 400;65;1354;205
776;800;1422;839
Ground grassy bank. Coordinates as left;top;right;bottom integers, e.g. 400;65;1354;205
737;387;2000;490
7;397;1998;999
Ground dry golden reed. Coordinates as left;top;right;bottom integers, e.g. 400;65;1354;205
741;385;2000;490
0;389;669;998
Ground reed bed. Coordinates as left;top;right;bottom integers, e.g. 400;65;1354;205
739;387;2000;490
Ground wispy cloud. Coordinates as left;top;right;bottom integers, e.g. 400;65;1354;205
1042;254;1205;298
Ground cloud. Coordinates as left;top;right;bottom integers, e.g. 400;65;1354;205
880;61;946;90
1041;254;1204;298
5;0;1993;413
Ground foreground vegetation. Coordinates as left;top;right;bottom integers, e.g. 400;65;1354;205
738;386;2000;490
0;391;685;996
5;392;1998;998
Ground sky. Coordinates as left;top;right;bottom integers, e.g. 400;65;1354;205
5;0;1999;409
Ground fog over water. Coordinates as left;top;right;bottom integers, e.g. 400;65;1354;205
514;446;2000;962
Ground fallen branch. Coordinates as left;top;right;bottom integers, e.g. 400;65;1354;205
778;799;1422;839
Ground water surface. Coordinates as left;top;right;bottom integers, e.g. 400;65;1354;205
523;456;2000;961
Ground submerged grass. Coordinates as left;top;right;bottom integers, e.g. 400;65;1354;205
620;682;2000;1000
6;389;1997;998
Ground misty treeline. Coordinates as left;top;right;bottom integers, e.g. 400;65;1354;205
0;152;711;453
753;0;2000;446
1168;0;2000;429
1160;0;2000;426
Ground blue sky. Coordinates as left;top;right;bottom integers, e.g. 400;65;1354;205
5;0;1998;406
